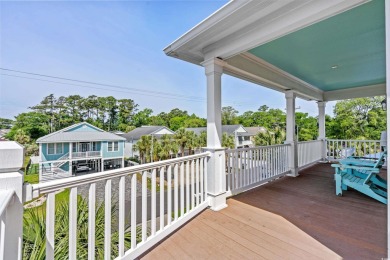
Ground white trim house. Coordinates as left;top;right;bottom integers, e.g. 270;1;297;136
36;122;126;182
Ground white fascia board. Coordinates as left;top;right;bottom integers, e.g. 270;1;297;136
204;0;369;59
163;0;250;56
323;84;386;101
224;53;324;101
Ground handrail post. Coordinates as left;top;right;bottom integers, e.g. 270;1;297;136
0;141;24;260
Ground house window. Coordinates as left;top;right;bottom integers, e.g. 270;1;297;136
72;143;77;152
107;141;119;152
47;143;63;155
48;143;55;155
92;142;97;151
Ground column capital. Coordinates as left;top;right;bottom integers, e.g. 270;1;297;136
285;90;296;99
317;101;327;107
201;58;224;75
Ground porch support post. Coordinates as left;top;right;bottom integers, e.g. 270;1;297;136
0;142;24;260
317;101;327;160
385;0;390;256
201;58;227;211
285;90;298;177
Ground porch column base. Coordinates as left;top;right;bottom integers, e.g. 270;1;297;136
203;147;227;211
207;192;227;211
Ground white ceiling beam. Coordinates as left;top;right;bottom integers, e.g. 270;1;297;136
224;53;324;101
323;84;386;101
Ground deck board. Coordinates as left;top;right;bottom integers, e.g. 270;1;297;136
141;163;386;259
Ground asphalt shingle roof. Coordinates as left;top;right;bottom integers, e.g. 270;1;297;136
122;126;174;141
186;125;246;135
36;122;125;143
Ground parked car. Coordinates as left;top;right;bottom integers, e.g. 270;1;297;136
76;164;91;172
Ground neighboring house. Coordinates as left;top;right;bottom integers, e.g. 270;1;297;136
36;122;126;182
245;126;267;145
0;129;10;141
186;125;252;148
122;126;175;158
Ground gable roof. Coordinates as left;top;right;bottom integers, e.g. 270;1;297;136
122;126;175;141
36;122;126;143
244;126;267;136
186;125;248;136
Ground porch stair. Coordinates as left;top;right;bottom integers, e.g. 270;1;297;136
52;152;69;169
41;167;72;182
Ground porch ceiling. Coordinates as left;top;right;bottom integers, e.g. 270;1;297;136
248;0;385;92
165;0;387;101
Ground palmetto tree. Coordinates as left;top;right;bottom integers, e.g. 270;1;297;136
174;128;188;157
23;198;138;260
185;131;197;155
134;135;151;164
254;128;286;146
222;133;235;149
159;134;172;160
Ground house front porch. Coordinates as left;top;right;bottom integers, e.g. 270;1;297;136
143;163;386;259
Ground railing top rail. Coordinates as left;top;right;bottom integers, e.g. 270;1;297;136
0;189;14;216
326;139;380;142
30;152;211;196
226;143;290;153
297;140;323;144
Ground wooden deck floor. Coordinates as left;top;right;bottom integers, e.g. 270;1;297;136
142;163;387;260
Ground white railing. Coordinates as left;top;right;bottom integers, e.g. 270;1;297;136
226;144;290;196
0;189;15;260
25;152;210;260
297;140;323;168
326;139;382;160
52;152;69;168
72;151;101;159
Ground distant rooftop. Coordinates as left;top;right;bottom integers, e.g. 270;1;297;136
36;122;125;143
122;126;175;141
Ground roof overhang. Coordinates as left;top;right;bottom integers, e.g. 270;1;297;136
164;0;385;101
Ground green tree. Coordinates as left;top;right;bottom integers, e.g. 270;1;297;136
23;198;137;259
132;109;153;127
134;135;151;164
222;133;235;148
174;128;188;157
7;112;50;140
222;106;239;125
0;117;14;129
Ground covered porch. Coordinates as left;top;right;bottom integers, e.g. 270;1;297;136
1;0;389;259
143;163;386;259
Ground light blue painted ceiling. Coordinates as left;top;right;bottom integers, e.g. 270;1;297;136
249;0;385;91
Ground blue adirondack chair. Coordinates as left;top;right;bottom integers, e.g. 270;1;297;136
331;151;387;204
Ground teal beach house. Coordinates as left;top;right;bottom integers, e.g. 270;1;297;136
36;122;125;182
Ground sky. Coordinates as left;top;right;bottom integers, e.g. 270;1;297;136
0;0;335;120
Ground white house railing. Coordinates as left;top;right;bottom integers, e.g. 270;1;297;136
72;151;101;159
25;152;210;260
326;139;382;160
297;140;323;168
0;189;15;260
225;144;290;196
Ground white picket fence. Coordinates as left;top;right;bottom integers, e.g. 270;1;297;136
225;144;290;196
297;140;323;168
25;152;210;260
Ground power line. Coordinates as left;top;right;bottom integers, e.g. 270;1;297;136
1;73;206;103
1;72;245;106
0;68;202;100
0;68;245;106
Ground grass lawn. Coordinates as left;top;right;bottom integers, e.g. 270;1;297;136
24;174;39;184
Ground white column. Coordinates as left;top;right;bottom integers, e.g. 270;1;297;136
69;142;73;159
101;159;104;172
285;90;298;177
0;141;24;260
385;0;390;257
201;58;227;211
317;101;327;160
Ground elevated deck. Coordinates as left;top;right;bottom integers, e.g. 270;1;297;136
143;163;386;259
